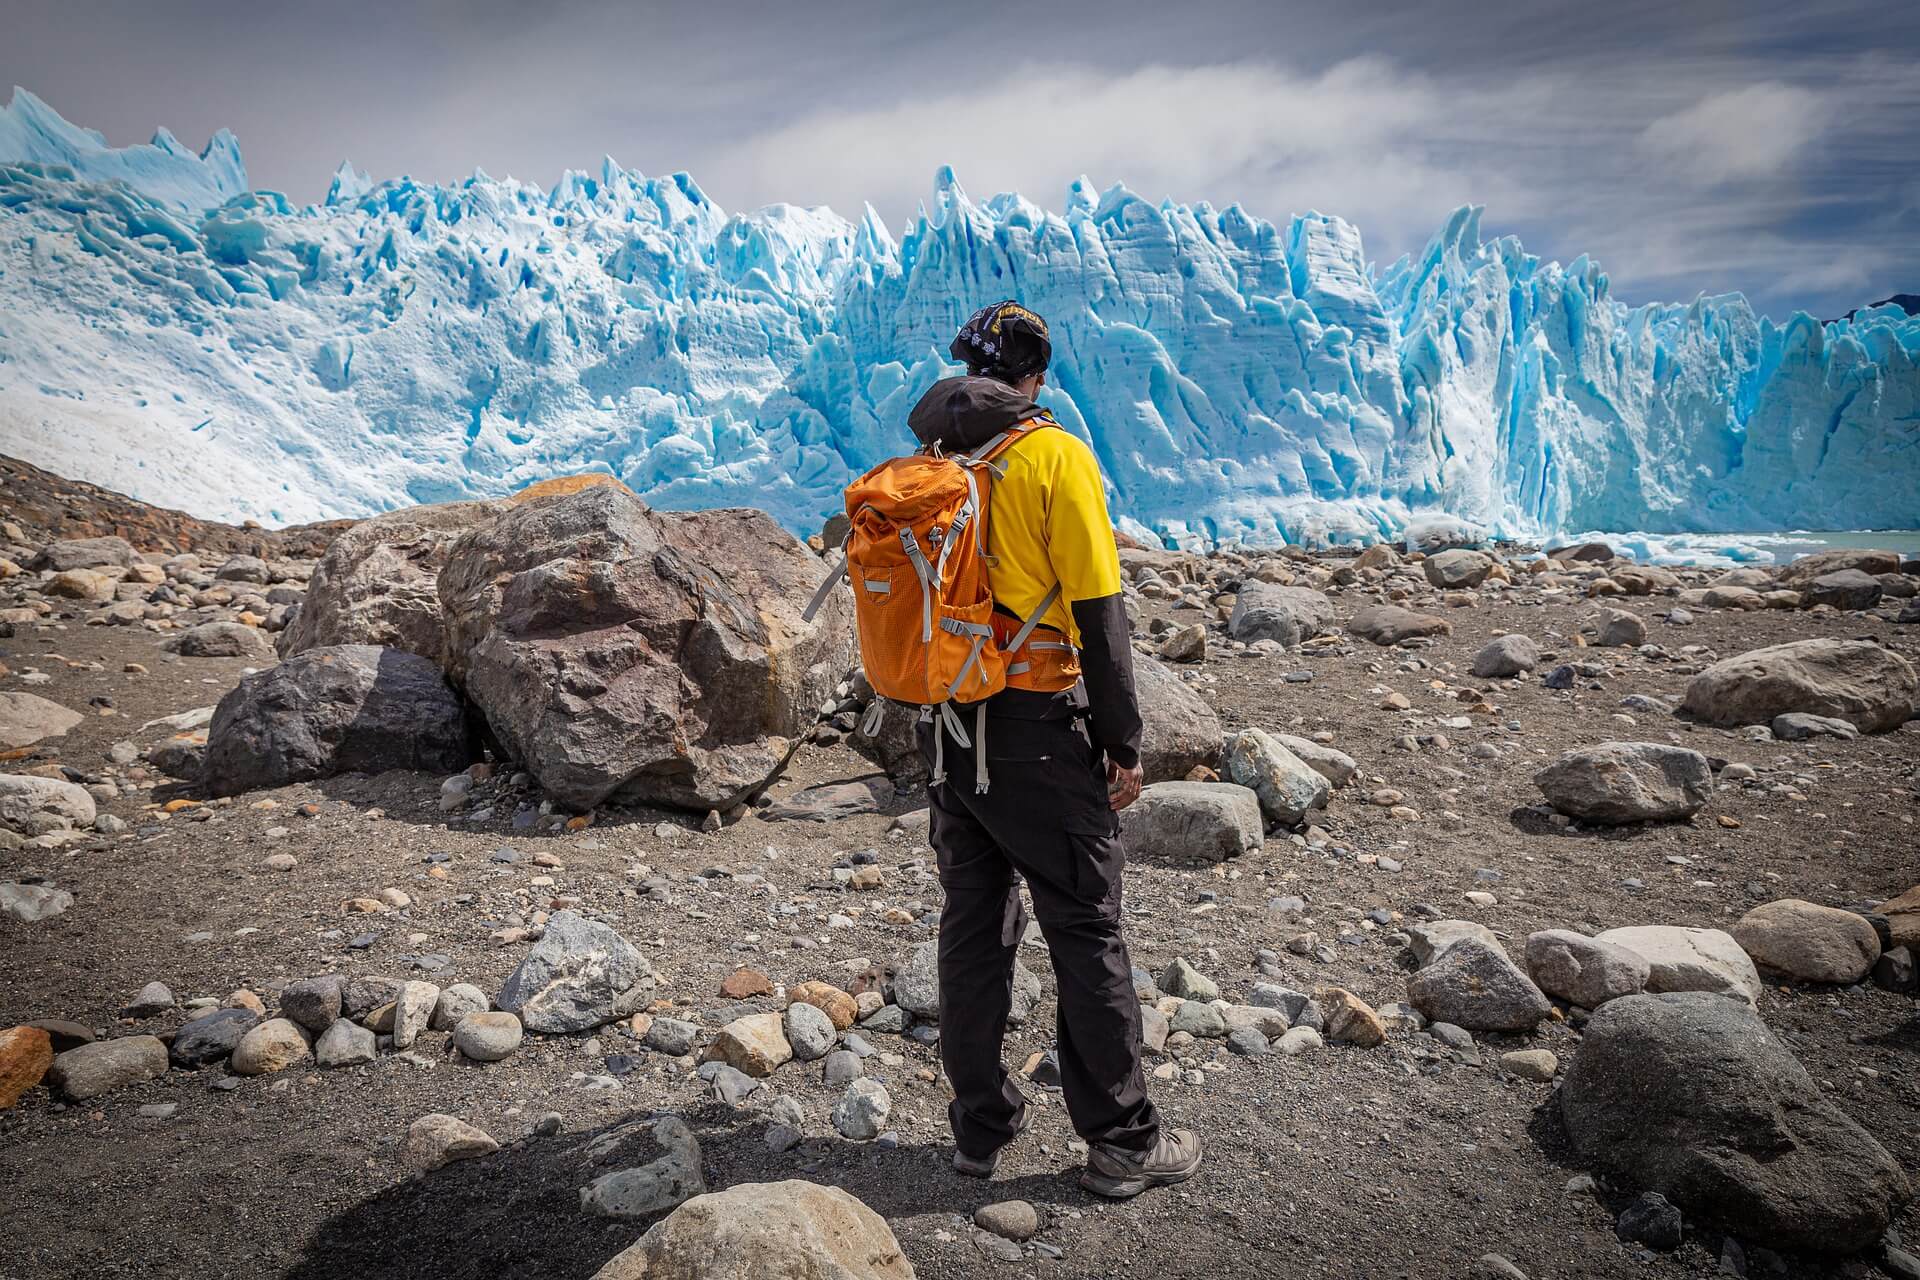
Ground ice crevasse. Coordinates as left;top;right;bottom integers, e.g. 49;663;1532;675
0;88;1914;544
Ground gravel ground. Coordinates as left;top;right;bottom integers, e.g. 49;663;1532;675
2;555;1916;1280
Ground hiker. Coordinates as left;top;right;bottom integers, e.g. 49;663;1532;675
905;302;1202;1198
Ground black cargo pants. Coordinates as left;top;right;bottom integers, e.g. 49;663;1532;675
917;688;1160;1159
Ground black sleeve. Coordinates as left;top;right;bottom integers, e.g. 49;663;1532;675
1071;592;1142;770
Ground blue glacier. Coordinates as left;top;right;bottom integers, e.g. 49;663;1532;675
0;88;1914;544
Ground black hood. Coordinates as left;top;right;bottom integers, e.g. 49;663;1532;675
907;376;1041;453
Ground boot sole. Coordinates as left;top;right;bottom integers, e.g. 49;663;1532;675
1078;1148;1202;1199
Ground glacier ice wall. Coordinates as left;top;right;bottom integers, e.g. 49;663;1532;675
0;89;1914;542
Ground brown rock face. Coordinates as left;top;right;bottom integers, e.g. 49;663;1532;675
436;486;854;812
510;473;632;503
1315;987;1387;1047
0;1026;54;1107
788;981;859;1031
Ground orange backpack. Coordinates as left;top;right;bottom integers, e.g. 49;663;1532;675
803;417;1073;791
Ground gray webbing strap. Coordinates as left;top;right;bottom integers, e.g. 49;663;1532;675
859;699;885;738
899;527;935;641
974;702;990;794
1004;583;1063;656
801;553;847;622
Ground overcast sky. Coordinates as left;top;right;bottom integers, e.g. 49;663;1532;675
5;0;1916;319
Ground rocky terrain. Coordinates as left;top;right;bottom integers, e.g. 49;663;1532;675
1;470;1916;1280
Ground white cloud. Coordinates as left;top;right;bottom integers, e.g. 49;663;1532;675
1637;83;1828;184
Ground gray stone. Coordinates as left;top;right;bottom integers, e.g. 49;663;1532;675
580;1117;706;1219
1524;929;1650;1007
166;621;276;659
280;975;344;1033
1423;549;1494;589
1730;899;1880;984
1139;1005;1169;1053
783;1000;836;1061
1406;919;1500;967
893;940;940;1018
1616;1192;1684;1250
449;1011;520;1062
821;1049;862;1086
1158;957;1219;1001
1348;604;1451;646
391;981;439;1049
1681;638;1917;734
642;1018;698;1057
1769;712;1858;742
498;910;656;1033
1561;991;1910;1253
1276;1026;1323;1055
1134;655;1224;783
1119;781;1262;862
1228;583;1335;647
403;1113;499;1171
0;882;74;922
231;1018;312;1076
1169;1000;1227;1038
1596;926;1762;1004
30;536;135;572
832;1078;892;1140
1592;608;1646;647
0;774;96;836
0;692;84;750
168;1008;256;1069
1802;568;1882;610
975;1199;1041;1242
1406;939;1551;1032
1534;741;1713;823
314;1018;377;1067
49;1036;168;1101
1271;734;1358;788
215;554;272;584
204;645;475;796
430;982;489;1030
1471;634;1540;677
123;981;175;1018
436;486;854;811
1222;728;1330;825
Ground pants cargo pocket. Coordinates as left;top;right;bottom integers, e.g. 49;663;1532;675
1065;807;1124;907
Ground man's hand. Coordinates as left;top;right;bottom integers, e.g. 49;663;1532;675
1107;759;1143;811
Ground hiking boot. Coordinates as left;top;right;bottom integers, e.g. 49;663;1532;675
1079;1128;1203;1198
952;1103;1033;1178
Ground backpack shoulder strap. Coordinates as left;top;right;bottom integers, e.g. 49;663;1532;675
965;411;1060;466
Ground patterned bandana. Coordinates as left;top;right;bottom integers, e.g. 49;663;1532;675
950;300;1051;381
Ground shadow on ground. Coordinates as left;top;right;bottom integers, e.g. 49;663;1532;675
284;1100;1110;1280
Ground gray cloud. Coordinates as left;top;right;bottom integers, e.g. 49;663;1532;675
2;0;1914;318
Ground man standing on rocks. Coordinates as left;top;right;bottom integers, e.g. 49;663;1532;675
909;301;1202;1198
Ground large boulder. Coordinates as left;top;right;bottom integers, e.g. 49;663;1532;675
1119;781;1263;862
436;487;854;812
204;646;476;796
1596;926;1762;1004
1730;900;1880;985
1133;656;1222;783
1802;569;1882;611
1524;929;1649;1008
277;499;506;662
29;537;134;572
1422;549;1494;589
497;909;657;1033
0;692;83;750
1227;584;1334;647
590;1180;915;1280
1777;547;1900;587
0;774;95;835
1680;639;1917;734
1560;991;1910;1253
1222;728;1330;826
1347;605;1450;646
1405;938;1551;1031
1471;635;1539;678
1533;742;1713;824
165;621;275;660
